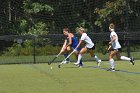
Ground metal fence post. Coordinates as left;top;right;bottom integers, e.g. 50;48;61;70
125;0;131;57
33;36;36;64
127;39;130;57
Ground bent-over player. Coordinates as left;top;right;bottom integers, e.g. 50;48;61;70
60;28;83;66
74;27;101;67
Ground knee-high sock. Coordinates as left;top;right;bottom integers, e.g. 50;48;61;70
94;55;99;62
109;59;115;69
64;53;69;61
77;54;82;63
120;56;130;61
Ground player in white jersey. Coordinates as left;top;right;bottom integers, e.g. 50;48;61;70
107;23;134;71
74;27;101;67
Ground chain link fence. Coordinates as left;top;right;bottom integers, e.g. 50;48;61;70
0;32;139;64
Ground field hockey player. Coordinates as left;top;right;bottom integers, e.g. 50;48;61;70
60;28;83;67
74;27;101;67
107;23;135;71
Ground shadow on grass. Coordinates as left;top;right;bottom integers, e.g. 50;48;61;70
64;65;140;75
87;66;140;75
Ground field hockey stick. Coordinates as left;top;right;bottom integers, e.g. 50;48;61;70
106;43;112;52
58;50;76;68
102;43;112;55
48;51;62;65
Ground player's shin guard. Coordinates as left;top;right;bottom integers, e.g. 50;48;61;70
74;54;82;65
109;58;115;69
94;55;100;62
64;53;69;61
77;54;82;63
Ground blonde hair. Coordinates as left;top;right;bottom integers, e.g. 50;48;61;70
77;27;86;32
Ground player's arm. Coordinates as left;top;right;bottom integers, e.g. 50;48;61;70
75;33;85;50
66;34;72;47
110;35;116;44
75;40;82;49
60;39;67;52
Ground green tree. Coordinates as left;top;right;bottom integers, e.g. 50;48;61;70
21;0;53;35
94;0;135;32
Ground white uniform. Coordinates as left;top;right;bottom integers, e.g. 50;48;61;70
80;33;94;48
110;31;121;49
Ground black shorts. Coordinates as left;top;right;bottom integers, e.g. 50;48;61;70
111;48;121;52
87;46;95;50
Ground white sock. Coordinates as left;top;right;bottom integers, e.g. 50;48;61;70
94;55;99;62
120;56;131;61
109;59;115;69
77;54;82;63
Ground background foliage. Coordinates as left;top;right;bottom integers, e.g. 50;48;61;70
0;0;139;56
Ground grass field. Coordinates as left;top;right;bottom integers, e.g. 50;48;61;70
0;61;139;93
0;52;140;64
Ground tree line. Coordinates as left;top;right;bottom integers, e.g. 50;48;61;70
0;0;139;35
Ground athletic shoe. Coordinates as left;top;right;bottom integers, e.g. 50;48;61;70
97;60;101;67
78;63;84;68
107;68;115;71
76;64;83;68
74;62;79;65
62;60;70;64
78;65;83;68
130;57;135;65
66;61;70;63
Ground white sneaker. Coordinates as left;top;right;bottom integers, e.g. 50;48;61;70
74;62;79;65
62;60;70;64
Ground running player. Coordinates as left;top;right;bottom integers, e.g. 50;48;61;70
107;23;134;71
74;27;101;67
60;28;83;66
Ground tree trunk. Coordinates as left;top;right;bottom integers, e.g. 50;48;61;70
8;0;11;22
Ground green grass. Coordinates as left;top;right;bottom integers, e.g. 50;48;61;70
0;60;139;93
0;52;140;64
0;52;129;64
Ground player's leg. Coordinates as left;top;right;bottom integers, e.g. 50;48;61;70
115;49;134;65
88;49;101;66
115;51;121;60
119;54;134;65
74;51;83;67
63;46;71;63
107;50;116;71
87;46;101;66
74;47;87;65
64;53;69;62
115;51;132;61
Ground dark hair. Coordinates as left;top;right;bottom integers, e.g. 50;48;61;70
63;28;70;32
